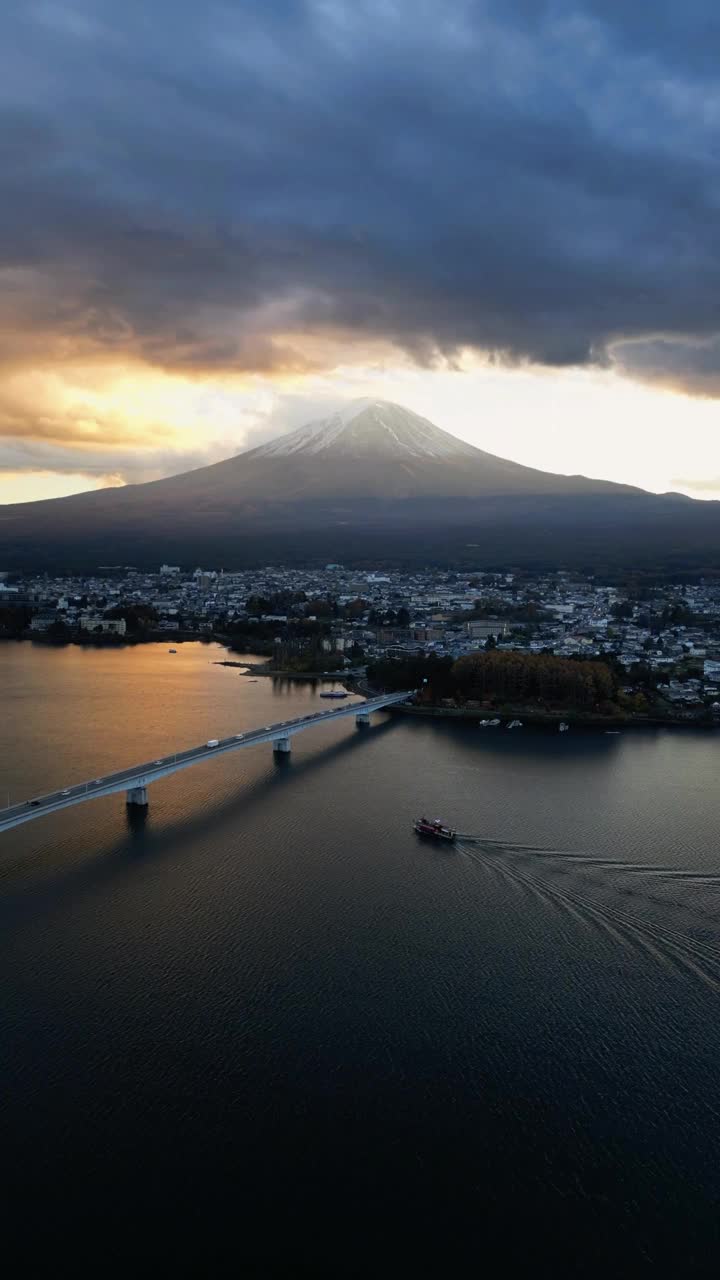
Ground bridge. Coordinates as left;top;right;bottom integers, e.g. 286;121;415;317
0;691;413;835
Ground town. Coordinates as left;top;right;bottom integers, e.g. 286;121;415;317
3;562;720;723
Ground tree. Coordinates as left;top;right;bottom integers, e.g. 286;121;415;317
104;604;159;633
451;651;616;709
0;605;32;635
46;620;71;643
610;601;634;620
343;598;369;620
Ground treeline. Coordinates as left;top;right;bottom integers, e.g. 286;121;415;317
452;651;616;709
245;592;372;621
366;654;456;696
458;597;551;624
0;605;32;636
368;651;617;710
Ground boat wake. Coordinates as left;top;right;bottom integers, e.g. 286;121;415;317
455;837;720;995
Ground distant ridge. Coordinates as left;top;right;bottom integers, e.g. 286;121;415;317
0;399;717;571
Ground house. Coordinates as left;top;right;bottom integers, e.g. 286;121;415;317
80;615;127;636
464;618;508;640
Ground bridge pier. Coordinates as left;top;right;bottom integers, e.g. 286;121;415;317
273;736;291;754
126;785;149;807
355;711;371;727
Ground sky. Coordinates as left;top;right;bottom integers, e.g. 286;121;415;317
1;0;720;504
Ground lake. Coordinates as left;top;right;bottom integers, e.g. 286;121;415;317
1;641;719;1272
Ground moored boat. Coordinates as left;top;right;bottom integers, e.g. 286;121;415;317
320;691;349;699
413;816;456;842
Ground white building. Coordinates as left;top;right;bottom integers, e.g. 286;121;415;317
80;615;127;636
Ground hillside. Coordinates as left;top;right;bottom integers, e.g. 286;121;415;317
0;400;716;571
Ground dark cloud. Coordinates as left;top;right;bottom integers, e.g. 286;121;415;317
1;0;720;390
610;335;720;396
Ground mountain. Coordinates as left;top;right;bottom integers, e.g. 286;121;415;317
1;399;718;571
232;400;639;497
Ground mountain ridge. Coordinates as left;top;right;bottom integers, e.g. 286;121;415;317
0;398;715;571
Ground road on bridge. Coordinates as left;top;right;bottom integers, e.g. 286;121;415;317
0;691;413;835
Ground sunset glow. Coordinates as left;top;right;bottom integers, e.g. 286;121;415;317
2;353;719;504
2;1;719;504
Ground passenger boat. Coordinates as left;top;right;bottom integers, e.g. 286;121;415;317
413;816;456;842
320;691;348;699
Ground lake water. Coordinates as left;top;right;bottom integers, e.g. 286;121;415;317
2;641;720;1272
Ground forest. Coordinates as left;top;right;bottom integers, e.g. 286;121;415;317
451;651;616;709
367;651;617;711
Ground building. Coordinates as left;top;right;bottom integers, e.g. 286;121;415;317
80;615;127;636
464;618;508;640
29;612;60;632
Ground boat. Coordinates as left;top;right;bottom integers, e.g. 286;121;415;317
507;719;523;729
487;718;501;727
559;721;569;733
168;648;177;654
605;730;620;735
414;816;456;842
320;691;348;699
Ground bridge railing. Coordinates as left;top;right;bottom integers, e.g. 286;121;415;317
0;690;415;833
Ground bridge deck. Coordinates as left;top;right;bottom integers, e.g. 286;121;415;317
0;691;412;834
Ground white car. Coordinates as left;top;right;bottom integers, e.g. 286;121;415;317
154;758;164;764
234;733;244;740
61;789;71;796
94;778;104;784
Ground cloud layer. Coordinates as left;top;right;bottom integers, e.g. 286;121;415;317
2;0;720;484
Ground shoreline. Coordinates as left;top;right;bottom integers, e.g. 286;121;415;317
215;660;357;679
6;633;716;729
0;630;210;647
386;702;720;731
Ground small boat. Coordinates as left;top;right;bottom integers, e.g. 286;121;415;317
487;718;501;727
507;719;523;729
320;691;349;699
168;648;177;654
414;816;456;842
605;730;620;735
559;721;569;733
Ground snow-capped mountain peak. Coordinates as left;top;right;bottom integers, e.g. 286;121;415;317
251;400;479;461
